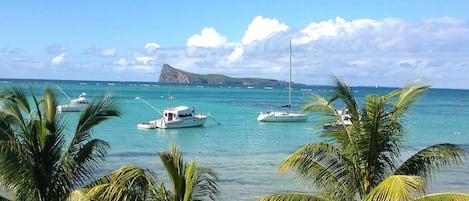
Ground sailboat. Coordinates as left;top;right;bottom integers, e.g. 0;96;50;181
257;41;308;122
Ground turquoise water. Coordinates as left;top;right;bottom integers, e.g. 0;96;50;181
2;79;469;200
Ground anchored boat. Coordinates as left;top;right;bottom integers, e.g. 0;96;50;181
137;105;208;129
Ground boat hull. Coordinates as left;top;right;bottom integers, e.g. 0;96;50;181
138;116;207;129
155;115;207;128
56;104;88;112
257;112;308;122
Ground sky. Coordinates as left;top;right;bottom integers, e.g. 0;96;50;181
1;1;469;89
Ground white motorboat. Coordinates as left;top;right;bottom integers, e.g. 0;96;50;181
323;109;353;130
56;92;89;112
138;106;208;129
137;120;158;129
257;41;308;122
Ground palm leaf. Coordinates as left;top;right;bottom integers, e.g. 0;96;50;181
83;165;159;201
395;143;465;180
63;92;120;188
388;83;429;119
363;175;425;201
279;143;356;200
328;76;360;123
302;93;354;147
159;145;186;201
413;192;469;201
192;166;220;201
259;192;332;201
355;94;403;192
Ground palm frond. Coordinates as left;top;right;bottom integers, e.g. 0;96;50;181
66;139;110;187
302;93;354;147
259;192;332;201
279;143;356;200
183;161;197;201
413;192;469;201
329;76;360;122
83;165;159;201
390;83;429;118
395;143;465;180
76;93;121;134
63;92;120;187
159;144;186;201
192;166;220;201
355;94;403;191
363;175;425;201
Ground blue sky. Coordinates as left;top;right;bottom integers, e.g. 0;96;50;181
1;1;469;89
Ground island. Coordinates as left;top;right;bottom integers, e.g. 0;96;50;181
158;64;302;86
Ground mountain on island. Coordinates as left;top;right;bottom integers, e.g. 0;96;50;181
158;64;301;86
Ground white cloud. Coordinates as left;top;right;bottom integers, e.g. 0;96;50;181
135;56;155;65
144;42;160;55
227;45;244;62
115;58;128;66
101;48;116;57
297;17;380;44
133;65;156;73
241;16;288;45
187;27;227;47
51;53;65;65
145;42;160;49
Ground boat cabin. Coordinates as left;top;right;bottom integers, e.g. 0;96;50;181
163;106;194;121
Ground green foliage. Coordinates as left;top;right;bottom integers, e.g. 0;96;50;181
72;144;220;201
158;144;220;201
75;165;161;201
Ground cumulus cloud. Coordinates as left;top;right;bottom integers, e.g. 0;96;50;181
136;56;155;65
144;42;160;54
51;53;65;65
226;45;244;62
241;16;288;45
101;48;116;57
115;58;129;66
145;42;160;49
187;27;227;47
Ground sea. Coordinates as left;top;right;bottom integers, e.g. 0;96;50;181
1;79;468;200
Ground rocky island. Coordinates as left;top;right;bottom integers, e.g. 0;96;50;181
158;64;301;86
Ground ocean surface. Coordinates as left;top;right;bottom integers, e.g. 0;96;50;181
1;79;468;200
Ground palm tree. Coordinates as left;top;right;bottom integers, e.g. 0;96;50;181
0;86;121;201
74;144;220;201
260;77;468;201
71;165;165;201
158;144;220;201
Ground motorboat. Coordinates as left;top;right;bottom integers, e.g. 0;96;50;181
137;106;208;129
323;109;353;130
137;120;158;129
56;92;89;112
257;41;308;122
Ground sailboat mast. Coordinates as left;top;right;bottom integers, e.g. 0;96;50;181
288;40;292;109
